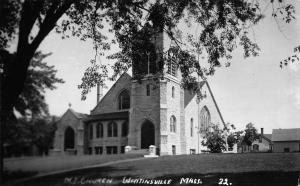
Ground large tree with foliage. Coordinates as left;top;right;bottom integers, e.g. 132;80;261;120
242;122;259;147
3;116;57;157
1;50;64;117
1;0;296;121
201;124;226;153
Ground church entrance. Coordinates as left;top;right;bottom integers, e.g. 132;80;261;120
64;127;75;150
141;121;155;149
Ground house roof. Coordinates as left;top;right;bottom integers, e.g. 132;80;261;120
263;134;272;141
271;128;300;141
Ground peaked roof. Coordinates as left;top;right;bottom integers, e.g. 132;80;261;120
59;108;88;121
91;72;132;112
69;109;88;119
205;81;225;125
263;134;272;141
272;128;300;141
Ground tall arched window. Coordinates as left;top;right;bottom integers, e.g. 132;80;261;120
118;90;130;110
146;84;150;96
200;106;211;132
96;123;103;138
190;118;194;137
122;121;128;137
89;124;93;140
108;121;118;137
167;54;177;77
170;115;176;132
172;86;175;98
64;127;75;149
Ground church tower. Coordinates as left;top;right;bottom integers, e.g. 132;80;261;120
128;29;186;155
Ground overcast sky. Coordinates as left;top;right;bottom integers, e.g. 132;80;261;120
36;2;300;134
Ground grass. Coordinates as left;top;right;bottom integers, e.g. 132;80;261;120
3;153;143;178
5;153;300;186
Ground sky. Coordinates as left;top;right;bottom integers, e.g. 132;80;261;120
35;2;300;134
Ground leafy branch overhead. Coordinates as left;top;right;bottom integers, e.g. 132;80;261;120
0;50;64;117
78;0;296;100
0;0;297;115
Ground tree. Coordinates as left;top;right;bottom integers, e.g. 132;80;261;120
242;122;259;147
3;116;57;157
224;123;243;150
1;0;296;121
30;117;57;156
201;124;226;153
1;50;64;117
280;45;300;68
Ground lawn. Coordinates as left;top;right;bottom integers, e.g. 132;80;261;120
5;153;300;186
3;153;144;181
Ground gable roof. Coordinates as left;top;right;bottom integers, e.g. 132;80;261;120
205;81;225;125
69;109;88;119
263;134;272;141
59;109;88;122
272;128;300;141
183;81;225;125
91;72;132;113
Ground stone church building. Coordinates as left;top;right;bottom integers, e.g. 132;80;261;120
52;32;225;156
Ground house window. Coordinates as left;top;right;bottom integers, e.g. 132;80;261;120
106;146;118;154
89;124;93;140
190;149;196;154
108;122;118;137
172;145;176;155
122;121;128;137
118;90;130;110
253;144;259;151
172;86;175;98
170;115;176;132
190;118;194;137
146;84;150;96
284;148;290;152
96;123;103;138
95;146;103;154
200;106;211;132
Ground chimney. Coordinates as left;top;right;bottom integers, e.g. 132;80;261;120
97;83;103;104
260;128;264;143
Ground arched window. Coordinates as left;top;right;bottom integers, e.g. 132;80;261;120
108;121;118;137
118;90;130;110
146;84;150;96
172;86;175;98
122;121;128;137
96;123;103;138
190;118;194;137
200;106;211;132
167;54;177;77
64;127;75;149
170;115;176;132
89;124;93;140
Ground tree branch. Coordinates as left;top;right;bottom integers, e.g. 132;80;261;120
30;0;74;52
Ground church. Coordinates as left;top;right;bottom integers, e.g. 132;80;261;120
51;32;225;156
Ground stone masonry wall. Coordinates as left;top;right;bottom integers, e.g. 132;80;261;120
184;82;224;154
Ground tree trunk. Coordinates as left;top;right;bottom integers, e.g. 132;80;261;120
0;48;34;184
